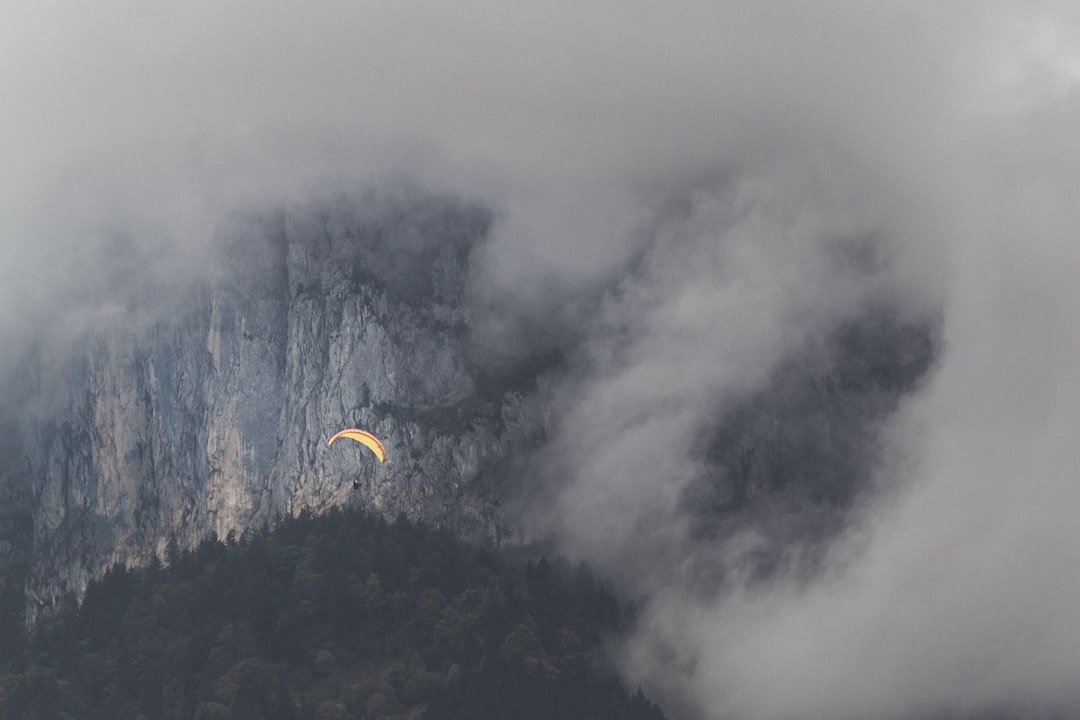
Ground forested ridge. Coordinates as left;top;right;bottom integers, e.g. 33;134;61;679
0;509;666;720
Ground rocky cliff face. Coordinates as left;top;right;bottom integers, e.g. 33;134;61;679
0;188;937;626
6;190;550;621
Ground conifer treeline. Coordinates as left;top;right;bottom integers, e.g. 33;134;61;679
0;509;667;720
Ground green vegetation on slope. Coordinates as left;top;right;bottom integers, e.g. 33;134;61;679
0;509;665;720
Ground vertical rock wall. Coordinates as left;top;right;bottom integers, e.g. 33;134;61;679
11;192;550;620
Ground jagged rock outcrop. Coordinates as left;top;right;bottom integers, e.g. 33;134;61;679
10;190;551;621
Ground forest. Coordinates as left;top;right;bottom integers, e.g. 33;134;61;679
0;509;667;720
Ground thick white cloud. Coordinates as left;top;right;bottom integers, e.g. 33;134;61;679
611;11;1080;718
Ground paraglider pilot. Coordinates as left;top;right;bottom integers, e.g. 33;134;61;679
327;428;387;492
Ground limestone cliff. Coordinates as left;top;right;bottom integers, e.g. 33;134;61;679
8;191;550;621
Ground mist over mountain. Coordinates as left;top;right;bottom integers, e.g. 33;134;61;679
2;187;554;624
5;2;1080;719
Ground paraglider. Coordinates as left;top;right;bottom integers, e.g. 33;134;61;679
327;428;388;463
329;428;387;489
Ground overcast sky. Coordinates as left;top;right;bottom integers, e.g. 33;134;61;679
5;2;1080;718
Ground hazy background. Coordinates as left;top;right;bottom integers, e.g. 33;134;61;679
5;2;1080;718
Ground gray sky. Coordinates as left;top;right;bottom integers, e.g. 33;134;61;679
5;2;1080;718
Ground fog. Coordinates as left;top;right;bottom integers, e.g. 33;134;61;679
5;2;1080;718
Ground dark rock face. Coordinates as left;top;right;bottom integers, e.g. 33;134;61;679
699;310;936;512
7;190;550;621
675;309;938;588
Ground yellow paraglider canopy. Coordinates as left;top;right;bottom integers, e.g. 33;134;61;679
327;429;388;463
